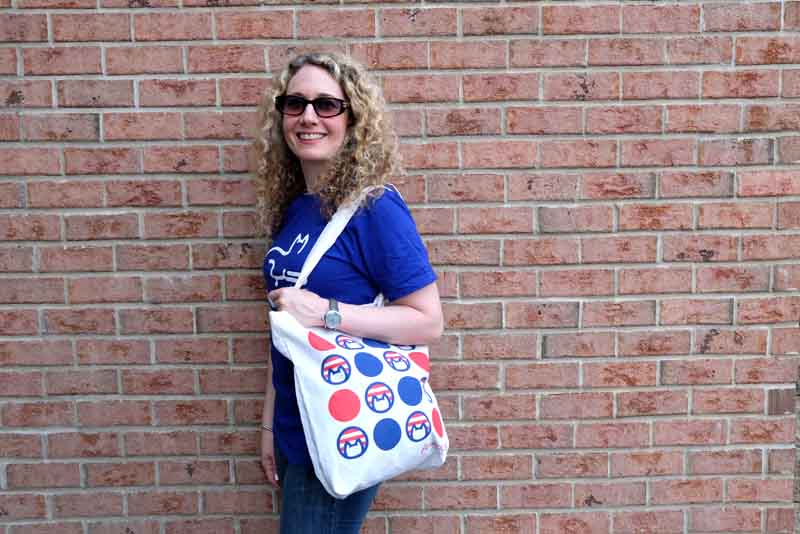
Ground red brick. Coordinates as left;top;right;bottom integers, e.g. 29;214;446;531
58;80;133;108
24;47;101;75
155;399;227;425
199;368;265;394
538;453;607;478
703;70;780;98
7;462;80;488
186;178;256;206
577;483;647;510
297;8;374;37
661;298;732;325
610;450;683;477
222;212;259;239
121;370;194;395
706;2;781;31
403;142;458;170
104;113;181;141
106;180;182;207
507;106;581;135
48;432;119;459
506;362;578;390
744;234;800;260
0;148;60;176
187;45;264;73
499;423;571;450
428;174;503;202
87;521;161;534
623;71;700;99
582;236;657;264
107;46;183;75
126;431;197;456
506;302;579;329
773;328;800;354
442;302;501;330
196;304;267;333
662;234;737;262
0;371;43;397
769;448;797;475
463;140;535;169
661;170;734;198
511;39;585;67
53;14;129;41
623;5;699;33
64;148;139;175
223;145;248;172
220;77;270;106
504;237;578;265
158;460;231;486
619;330;690;356
128;491;198;515
203;489;271;514
184;111;255;140
731;417;795;444
621;139;695;167
541;512;610;534
459;207;532;234
539;205;613;233
464;6;538;35
541;392;612;420
268;43;346;72
119;307;194;334
662;358;732;385
65;214;138;240
744;104;800;132
728;479;793;502
654;419;726;446
0;246;34;272
0;309;38;335
427;108;501;136
737;36;800;66
0;114;20;140
192;242;263;270
667;35;733;65
0;13;47;41
3;401;74;427
461;455;532;482
695;328;767;354
651;479;723;504
544;72;620;101
587;106;662;134
144;275;221;304
117;244;190;271
500;484;571;509
143;212;218;239
0;277;64;303
459;271;535;298
617;390;687;417
694;387;764;414
156;338;229;364
140;79;216;107
40;245;113;272
0;340;72;366
583;301;655;327
583;362;656;388
700;138;773;166
0;80;52;108
766;508;795;532
85;462;155;487
134;12;212;41
23;114;99;141
510;174;577;201
540;269;613;297
143;146;219;173
736;357;798;383
0;48;16;74
542;140;617;169
543;5;619;34
77;400;150;426
164;519;235;534
464;73;539;102
738;296;800;324
778;136;800;165
543;332;615;358
213;11;289;40
577;422;650;448
462;333;537;361
619;267;692;294
589;38;663;66
54;493;123;519
785;68;800;96
431;41;505;69
463;393;535;421
690;507;762;533
689;449;761;475
697;266;770;293
380;8;456;37
465;515;532;534
46;369;117;395
667;104;741;134
429;363;499;391
613;511;684;534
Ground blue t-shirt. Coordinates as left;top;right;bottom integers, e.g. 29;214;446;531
263;187;437;465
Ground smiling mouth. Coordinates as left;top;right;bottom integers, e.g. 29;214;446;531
298;133;325;140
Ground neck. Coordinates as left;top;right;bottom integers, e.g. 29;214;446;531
301;160;329;192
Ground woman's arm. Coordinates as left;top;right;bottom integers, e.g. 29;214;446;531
260;363;279;488
267;281;443;346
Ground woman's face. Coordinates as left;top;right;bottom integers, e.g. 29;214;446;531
281;64;349;178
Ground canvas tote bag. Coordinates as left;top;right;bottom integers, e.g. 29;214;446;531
268;187;449;499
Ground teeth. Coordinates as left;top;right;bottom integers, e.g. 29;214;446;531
298;133;324;140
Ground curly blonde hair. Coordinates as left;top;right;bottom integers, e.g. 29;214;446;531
253;53;400;239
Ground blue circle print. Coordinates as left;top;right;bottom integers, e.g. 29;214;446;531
397;376;422;406
374;418;401;451
363;338;390;349
354;352;383;377
337;426;368;459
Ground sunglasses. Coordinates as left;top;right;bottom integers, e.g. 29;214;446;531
275;95;349;118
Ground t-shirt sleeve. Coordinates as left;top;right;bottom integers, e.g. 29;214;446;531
349;188;437;302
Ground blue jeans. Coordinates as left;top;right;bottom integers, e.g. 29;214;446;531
275;443;380;534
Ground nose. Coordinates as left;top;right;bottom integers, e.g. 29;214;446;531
299;101;318;122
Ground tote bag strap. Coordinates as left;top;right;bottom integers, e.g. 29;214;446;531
293;185;381;290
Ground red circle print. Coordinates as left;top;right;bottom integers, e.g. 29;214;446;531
328;389;360;422
432;408;444;437
308;331;335;351
409;351;430;372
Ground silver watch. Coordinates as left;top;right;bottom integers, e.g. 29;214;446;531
323;298;342;329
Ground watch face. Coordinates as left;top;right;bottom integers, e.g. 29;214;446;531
325;310;342;329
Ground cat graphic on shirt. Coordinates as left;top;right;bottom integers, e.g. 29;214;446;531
267;233;309;287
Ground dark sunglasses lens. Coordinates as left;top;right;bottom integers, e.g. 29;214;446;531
280;96;307;115
313;98;343;117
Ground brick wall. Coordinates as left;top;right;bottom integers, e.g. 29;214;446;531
1;1;799;533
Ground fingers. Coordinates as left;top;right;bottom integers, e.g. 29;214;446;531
261;455;280;488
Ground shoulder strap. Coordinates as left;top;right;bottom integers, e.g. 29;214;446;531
293;186;381;289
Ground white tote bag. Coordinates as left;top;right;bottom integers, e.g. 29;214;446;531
268;187;448;499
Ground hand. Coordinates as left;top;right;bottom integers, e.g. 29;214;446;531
267;287;327;328
260;430;280;488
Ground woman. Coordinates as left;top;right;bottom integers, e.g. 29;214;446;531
253;53;443;533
